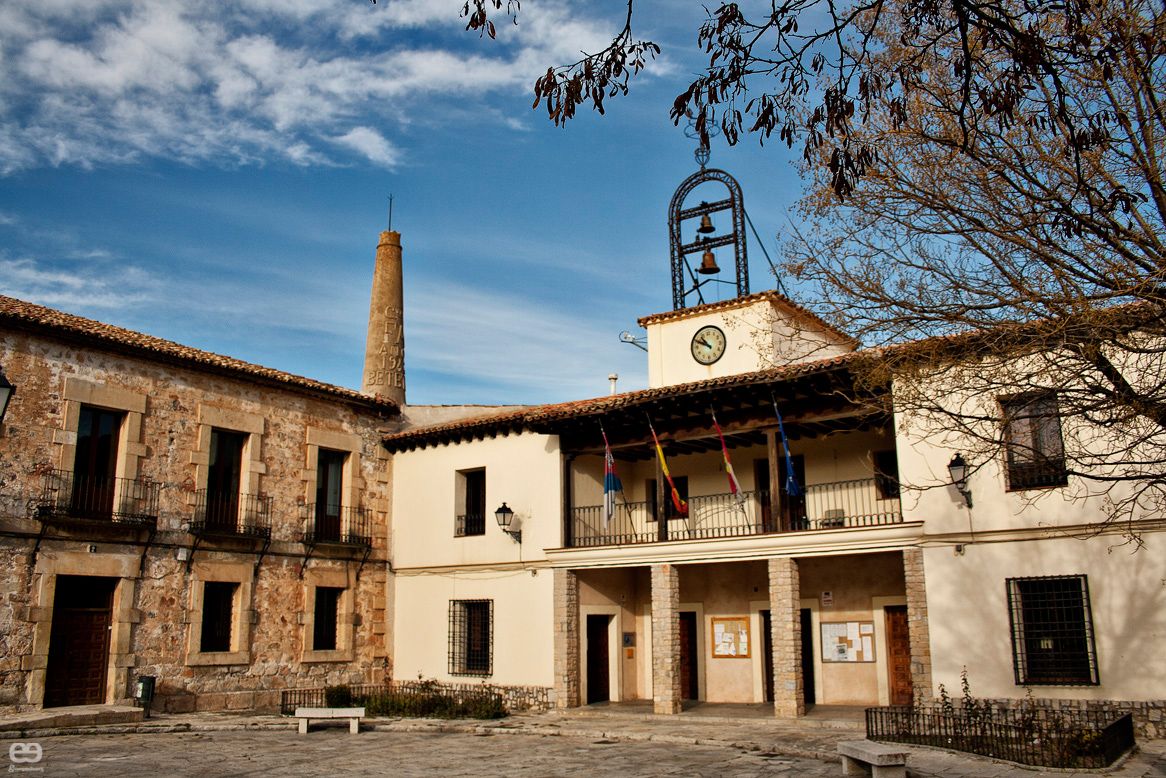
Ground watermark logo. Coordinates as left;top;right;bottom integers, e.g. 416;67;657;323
8;743;43;773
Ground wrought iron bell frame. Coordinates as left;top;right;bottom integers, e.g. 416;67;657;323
667;168;749;310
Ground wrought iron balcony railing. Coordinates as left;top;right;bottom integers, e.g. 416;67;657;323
569;478;901;548
301;503;373;547
190;489;273;538
455;513;486;537
35;469;160;527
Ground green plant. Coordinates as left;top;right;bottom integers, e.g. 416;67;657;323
324;685;353;707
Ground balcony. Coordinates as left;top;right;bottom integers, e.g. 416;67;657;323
190;490;273;538
568;478;901;548
34;469;160;528
301;503;373;547
455;513;486;537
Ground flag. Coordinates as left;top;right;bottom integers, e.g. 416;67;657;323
649;420;688;517
601;428;623;525
711;410;745;506
772;400;802;497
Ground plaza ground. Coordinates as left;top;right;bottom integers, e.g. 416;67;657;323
2;706;1164;777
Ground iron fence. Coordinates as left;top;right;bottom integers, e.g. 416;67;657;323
866;705;1134;769
279;680;550;717
569;478;901;547
455;513;485;537
190;490;273;538
35;469;159;526
301;504;373;546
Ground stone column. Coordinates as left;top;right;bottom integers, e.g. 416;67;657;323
651;563;681;714
903;548;934;701
768;557;804;718
553;569;580;709
361;230;406;406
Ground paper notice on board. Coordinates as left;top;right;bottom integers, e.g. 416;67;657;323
847;623;859;642
860;623;874;635
862;636;873;659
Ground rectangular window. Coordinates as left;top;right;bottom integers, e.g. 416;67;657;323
449;599;492;676
1002;393;1067;490
1007;575;1098;685
207;428;245;529
874;450;901;499
72;406;124;519
312;586;343;652
316;448;347;541
200;581;238;653
455;468;486;537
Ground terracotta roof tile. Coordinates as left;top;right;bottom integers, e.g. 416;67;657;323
0;294;398;413
381;350;859;451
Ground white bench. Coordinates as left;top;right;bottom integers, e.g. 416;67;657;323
294;706;365;734
838;740;908;778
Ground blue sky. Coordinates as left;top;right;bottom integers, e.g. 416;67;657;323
0;0;805;405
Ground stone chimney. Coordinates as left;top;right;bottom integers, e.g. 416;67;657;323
361;230;406;405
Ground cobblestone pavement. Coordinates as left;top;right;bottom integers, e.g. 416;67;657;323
13;728;840;777
2;709;1164;778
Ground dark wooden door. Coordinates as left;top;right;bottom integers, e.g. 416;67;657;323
800;608;816;705
207;429;245;529
316;449;346;540
586;615;610;704
886;605;913;706
72;407;123;519
44;576;116;707
753;460;772;532
678;611;698;700
761;610;774;702
779;455;807;530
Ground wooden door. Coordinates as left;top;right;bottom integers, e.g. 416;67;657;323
586;615;610;704
800;608;816;705
678;611;698;700
44;576;116;707
753;460;772;532
761;610;774;702
779;455;807;530
885;605;913;706
207;429;245;529
72;407;122;519
315;449;346;540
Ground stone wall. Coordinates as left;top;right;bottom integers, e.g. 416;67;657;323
0;327;394;713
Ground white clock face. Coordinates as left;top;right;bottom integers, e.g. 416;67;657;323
691;325;726;365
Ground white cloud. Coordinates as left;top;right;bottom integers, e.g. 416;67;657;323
0;0;629;175
0;256;162;310
333;126;399;168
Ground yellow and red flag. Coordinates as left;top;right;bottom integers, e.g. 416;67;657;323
649;420;688;517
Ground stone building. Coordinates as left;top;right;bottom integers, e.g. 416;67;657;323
0;234;404;712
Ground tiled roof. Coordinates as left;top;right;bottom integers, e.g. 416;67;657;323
381;351;859;451
636;290;857;346
0;294;399;414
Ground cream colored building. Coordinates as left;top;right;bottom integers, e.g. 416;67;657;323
386;286;1166;736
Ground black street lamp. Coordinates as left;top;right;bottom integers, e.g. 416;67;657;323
494;502;521;544
0;367;14;425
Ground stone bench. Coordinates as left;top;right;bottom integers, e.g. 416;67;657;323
294;706;365;734
838;740;908;778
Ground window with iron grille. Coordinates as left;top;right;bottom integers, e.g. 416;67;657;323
1002;393;1068;490
455;468;486;537
201;581;238;653
313;586;343;651
449;599;492;676
1007;575;1098;685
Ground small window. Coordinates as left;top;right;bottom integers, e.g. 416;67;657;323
1007;575;1098;685
201;581;238;653
874;450;900;499
449;599;492;676
313;586;343;652
455;468;486;537
315;448;347;540
1002;393;1067;490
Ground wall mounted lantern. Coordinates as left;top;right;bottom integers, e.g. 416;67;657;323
495;502;521;543
947;453;973;507
0;367;14;425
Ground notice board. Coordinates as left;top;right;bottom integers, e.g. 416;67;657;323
821;621;875;662
711;617;750;658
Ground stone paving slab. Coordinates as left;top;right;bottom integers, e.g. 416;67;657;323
0;708;1161;778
